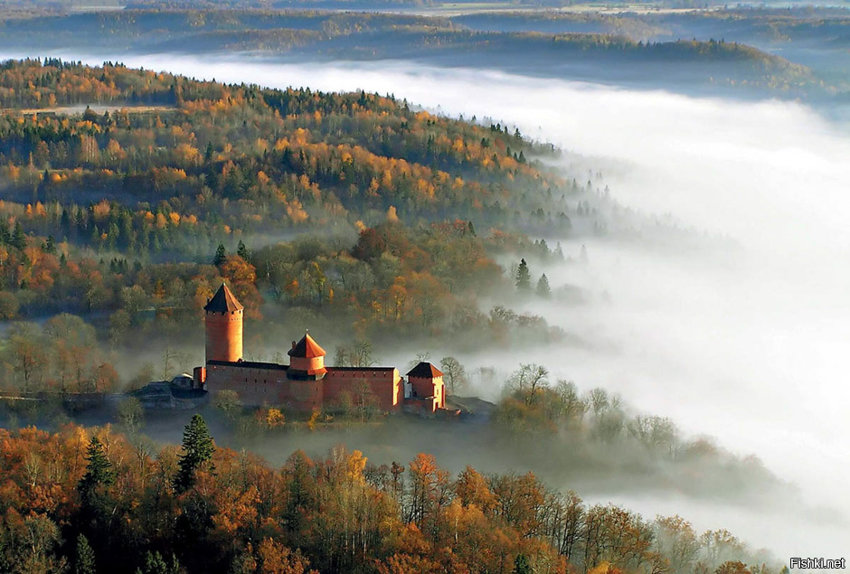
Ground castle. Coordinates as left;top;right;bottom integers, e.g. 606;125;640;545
192;284;447;414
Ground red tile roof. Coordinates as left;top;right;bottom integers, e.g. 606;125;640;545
406;362;443;378
204;283;244;313
288;333;326;358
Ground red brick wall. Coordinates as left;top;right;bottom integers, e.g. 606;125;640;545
205;310;243;363
323;369;400;412
281;379;324;412
408;375;445;412
206;363;287;406
206;364;402;413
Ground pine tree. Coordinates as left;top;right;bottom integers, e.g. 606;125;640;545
60;209;71;233
515;258;531;291
536;274;551;298
174;414;215;493
513;554;531;574
11;222;26;250
236;240;249;260
75;534;96;574
78;436;114;501
82;105;99;123
212;243;226;266
135;551;180;574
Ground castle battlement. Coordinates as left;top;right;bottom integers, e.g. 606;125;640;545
193;284;446;414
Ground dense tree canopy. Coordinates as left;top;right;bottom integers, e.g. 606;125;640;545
0;59;587;396
0;423;777;574
0;59;580;340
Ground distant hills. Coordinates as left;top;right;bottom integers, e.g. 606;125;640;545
0;8;819;97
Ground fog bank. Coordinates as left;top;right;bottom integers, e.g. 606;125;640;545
4;52;848;555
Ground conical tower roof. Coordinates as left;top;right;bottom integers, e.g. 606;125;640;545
288;333;326;358
204;283;244;313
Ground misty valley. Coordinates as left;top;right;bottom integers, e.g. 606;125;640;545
0;1;848;573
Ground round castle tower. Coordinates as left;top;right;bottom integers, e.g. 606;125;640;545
287;333;327;379
204;283;244;363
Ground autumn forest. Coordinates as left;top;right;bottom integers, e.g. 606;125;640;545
0;56;790;574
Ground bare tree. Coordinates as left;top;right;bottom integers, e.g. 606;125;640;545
336;339;375;368
508;363;549;404
439;356;468;395
161;346;188;381
554;380;586;428
117;397;145;435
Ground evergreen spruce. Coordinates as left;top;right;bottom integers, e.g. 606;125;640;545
174;414;215;493
236;240;249;260
82;105;99;123
536;274;551;298
212;243;226;266
513;554;531;574
515;258;531;291
78;436;114;501
75;534;96;574
135;551;180;574
11;222;26;250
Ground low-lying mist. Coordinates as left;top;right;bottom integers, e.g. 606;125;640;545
4;51;848;555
